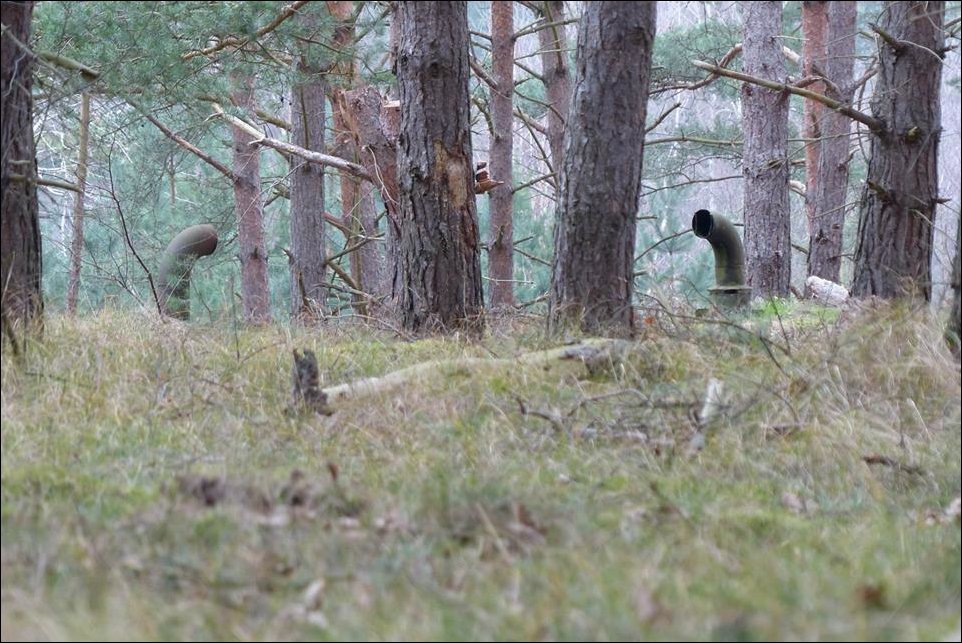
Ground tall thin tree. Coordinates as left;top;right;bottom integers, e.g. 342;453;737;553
231;73;272;323
395;1;484;333
66;92;91;314
488;0;515;308
536;0;571;186
742;1;791;297
852;1;943;300
289;10;327;320
549;1;657;334
807;1;856;282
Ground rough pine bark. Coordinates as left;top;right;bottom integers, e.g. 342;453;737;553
852;1;943;300
231;75;272;323
67;92;91;314
1;0;43;339
549;1;656;334
395;1;483;333
801;1;828;243
537;0;571;181
289;66;327;320
807;1;856;282
742;1;791;297
337;86;399;308
948;219;961;358
488;0;514;308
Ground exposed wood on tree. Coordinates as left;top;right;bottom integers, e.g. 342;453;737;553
549;2;657;335
741;1;791;297
488;0;515;308
1;0;43;341
852;1;944;300
394;1;484;333
67;92;91;315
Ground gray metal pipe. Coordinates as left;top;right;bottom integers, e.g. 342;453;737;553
691;209;751;309
158;224;218;319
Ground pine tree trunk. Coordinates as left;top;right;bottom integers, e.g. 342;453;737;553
1;0;43;340
801;0;827;251
289;73;327;320
807;1;856;282
852;1;943;300
336;86;398;312
536;0;571;183
549;1;656;335
948;219;961;358
231;75;272;323
742;1;791;297
395;1;483;333
66;92;91;315
488;0;514;308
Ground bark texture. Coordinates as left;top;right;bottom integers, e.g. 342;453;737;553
231;75;271;323
289;66;327;320
488;0;514;308
66;92;91;314
337;86;399;310
1;0;42;339
742;1;791;297
801;1;828;244
395;1;483;333
807;1;856;282
536;0;571;182
852;1;943;300
549;1;656;334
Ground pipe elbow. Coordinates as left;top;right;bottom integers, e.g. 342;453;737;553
691;210;750;308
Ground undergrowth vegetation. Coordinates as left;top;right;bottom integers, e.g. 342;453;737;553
1;302;960;640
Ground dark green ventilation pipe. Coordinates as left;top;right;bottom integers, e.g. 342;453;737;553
691;209;751;309
158;224;218;319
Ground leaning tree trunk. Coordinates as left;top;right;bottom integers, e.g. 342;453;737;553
395;1;484;333
1;0;42;342
488;0;515;308
231;75;272;323
536;0;571;184
66;91;91;315
807;1;856;283
742;1;791;298
852;1;943;300
549;1;656;335
289;60;327;320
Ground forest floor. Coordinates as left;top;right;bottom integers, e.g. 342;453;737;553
1;301;960;641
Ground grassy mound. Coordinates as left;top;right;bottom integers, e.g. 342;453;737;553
2;303;959;640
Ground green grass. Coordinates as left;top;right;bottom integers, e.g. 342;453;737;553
2;303;960;640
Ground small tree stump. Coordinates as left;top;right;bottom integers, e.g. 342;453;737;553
291;349;333;415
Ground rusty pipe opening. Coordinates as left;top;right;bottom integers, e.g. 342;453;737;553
158;224;218;320
691;209;750;309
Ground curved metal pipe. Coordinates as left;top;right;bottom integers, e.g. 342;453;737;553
158;224;218;319
691;209;751;309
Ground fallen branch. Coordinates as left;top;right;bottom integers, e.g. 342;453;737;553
322;339;630;405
